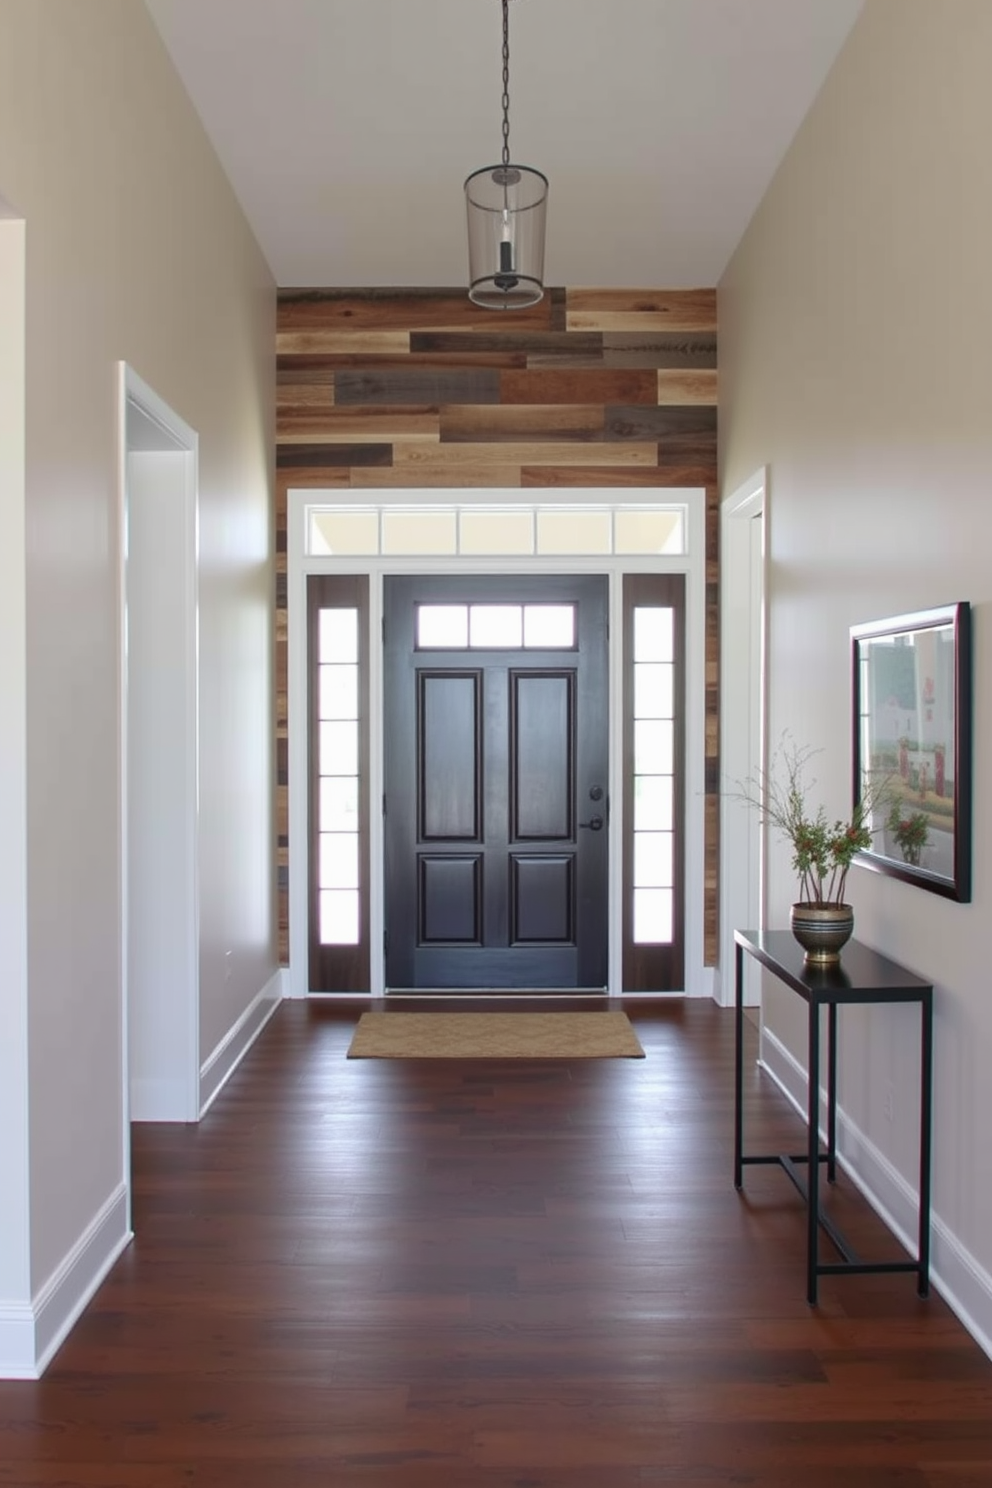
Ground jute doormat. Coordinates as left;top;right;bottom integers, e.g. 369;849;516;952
346;1011;645;1060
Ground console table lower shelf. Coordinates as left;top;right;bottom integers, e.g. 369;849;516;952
734;929;933;1306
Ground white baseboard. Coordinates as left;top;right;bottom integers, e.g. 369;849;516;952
198;968;283;1116
0;1183;132;1379
759;1025;992;1363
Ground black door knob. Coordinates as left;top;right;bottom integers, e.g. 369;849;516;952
579;815;604;831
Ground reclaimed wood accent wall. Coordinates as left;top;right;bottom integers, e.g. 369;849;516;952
275;287;719;969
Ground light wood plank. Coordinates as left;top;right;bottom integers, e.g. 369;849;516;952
657;369;719;405
391;441;658;469
349;464;522;489
277;411;439;443
277;330;411;356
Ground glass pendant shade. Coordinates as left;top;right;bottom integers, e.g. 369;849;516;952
465;163;548;310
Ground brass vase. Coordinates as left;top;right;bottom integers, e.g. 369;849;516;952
790;902;854;965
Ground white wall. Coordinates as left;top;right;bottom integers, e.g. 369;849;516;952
0;214;30;1332
720;0;992;1345
0;0;275;1373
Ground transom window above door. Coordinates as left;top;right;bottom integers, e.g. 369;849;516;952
416;603;576;651
306;502;687;558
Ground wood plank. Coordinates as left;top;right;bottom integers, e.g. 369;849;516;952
333;368;501;406
601;331;718;368
521;465;710;489
275;465;352;489
276;382;335;414
604;405;717;440
500;369;658;405
277;410;439;443
410;331;604;359
277;289;556;333
657;369;719;405
278;350;528;371
566;287;717;332
439;404;606;443
277;330;411;356
275;443;393;469
349;464;522;489
391;441;659;469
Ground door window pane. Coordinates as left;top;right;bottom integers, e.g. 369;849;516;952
470;605;523;649
418;605;468;649
523;605;575;649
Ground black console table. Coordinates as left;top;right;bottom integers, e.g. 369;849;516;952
734;929;933;1305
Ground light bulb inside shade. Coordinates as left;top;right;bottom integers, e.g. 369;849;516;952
497;208;516;282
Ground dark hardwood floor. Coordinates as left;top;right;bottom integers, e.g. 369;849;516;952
2;998;991;1486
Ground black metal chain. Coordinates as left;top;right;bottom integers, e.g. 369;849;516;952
501;0;511;168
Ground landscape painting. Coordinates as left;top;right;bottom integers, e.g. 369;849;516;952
851;602;972;901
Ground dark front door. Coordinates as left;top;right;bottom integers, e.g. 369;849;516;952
383;575;609;990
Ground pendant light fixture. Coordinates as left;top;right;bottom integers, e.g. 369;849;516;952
465;0;548;309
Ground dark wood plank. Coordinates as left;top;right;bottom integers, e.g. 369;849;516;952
275;442;392;469
500;369;659;404
333;368;501;406
604;404;718;440
277;288;556;333
410;331;604;358
3;1001;990;1487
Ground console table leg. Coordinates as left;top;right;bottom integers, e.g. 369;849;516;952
918;991;933;1297
734;940;744;1189
827;1002;838;1183
807;999;821;1306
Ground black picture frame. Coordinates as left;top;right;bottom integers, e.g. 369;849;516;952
851;602;971;901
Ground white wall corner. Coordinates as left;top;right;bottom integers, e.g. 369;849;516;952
198;970;283;1117
758;1027;992;1364
0;1184;133;1379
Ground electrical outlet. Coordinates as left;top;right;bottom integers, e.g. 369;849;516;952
883;1082;894;1122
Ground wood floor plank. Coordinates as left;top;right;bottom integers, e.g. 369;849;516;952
1;999;990;1486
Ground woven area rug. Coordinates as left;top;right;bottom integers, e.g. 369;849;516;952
346;1011;645;1060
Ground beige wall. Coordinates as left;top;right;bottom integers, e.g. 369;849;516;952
0;0;275;1341
720;0;992;1339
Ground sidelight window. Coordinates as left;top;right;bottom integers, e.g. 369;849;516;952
307;575;370;990
623;575;685;991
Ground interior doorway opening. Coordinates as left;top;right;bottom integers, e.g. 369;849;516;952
119;366;200;1134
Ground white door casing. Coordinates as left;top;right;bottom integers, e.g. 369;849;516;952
719;468;767;1007
286;487;710;1000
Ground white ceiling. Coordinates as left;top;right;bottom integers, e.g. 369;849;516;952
144;0;864;290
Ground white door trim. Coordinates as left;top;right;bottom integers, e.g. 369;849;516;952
287;488;710;1001
117;365;200;1161
718;467;767;1007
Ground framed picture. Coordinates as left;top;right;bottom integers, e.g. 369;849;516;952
851;602;972;901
